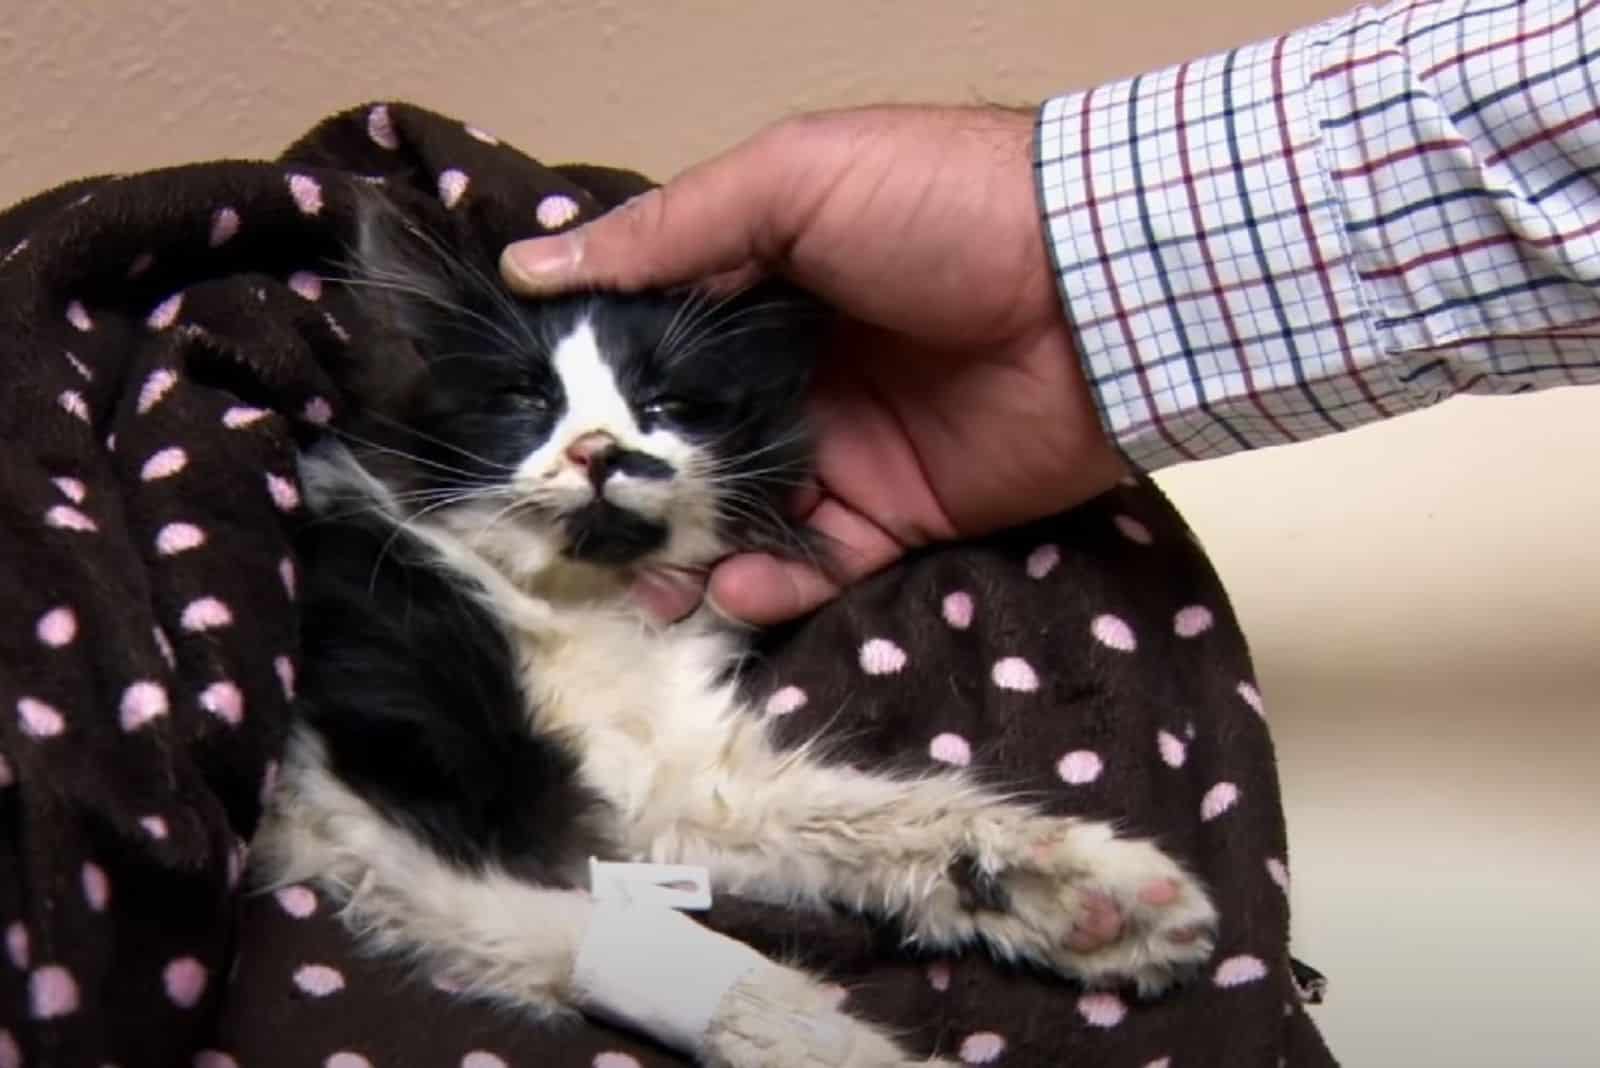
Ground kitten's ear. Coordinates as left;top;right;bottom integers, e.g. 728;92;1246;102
345;191;472;346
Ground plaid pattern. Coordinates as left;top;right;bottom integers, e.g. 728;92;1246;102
1038;0;1600;470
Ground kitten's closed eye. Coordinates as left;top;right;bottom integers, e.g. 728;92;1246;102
639;394;710;429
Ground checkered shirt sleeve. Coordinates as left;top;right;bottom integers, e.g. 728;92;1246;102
1038;0;1600;470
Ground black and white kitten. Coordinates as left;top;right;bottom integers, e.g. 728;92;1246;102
252;203;1218;1068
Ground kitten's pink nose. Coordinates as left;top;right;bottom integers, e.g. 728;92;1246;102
565;430;617;468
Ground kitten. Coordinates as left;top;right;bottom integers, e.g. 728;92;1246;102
251;201;1218;1067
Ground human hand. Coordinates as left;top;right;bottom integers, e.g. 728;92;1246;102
501;106;1125;625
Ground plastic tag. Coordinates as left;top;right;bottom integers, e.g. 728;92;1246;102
588;857;712;911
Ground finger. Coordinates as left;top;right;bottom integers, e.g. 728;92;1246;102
708;498;905;624
500;129;788;295
707;554;840;627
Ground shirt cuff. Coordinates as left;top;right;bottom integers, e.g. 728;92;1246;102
1035;20;1414;471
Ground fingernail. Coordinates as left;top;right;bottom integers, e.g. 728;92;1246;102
503;233;582;286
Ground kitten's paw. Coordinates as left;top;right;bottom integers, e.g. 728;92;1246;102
922;814;1218;996
704;963;951;1068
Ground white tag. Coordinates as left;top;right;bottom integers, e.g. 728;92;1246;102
588;857;712;911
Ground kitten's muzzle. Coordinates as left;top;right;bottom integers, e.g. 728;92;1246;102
555;433;676;565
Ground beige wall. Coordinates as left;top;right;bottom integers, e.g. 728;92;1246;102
4;2;1598;1064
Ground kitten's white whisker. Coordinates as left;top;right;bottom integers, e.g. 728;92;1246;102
361;410;521;473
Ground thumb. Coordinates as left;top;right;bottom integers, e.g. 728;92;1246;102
500;130;786;294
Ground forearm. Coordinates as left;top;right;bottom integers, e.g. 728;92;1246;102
1039;0;1600;470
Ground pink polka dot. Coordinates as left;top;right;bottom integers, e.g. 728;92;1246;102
275;885;318;919
288;174;323;215
438;169;470;209
1056;749;1103;785
138;369;178;414
141;447;188;481
0;754;11;788
1236;680;1265;717
925;960;952;991
222;406;270;429
1145;1059;1172;1068
0;1028;17;1068
293;963;346;997
1025;543;1060;578
302;396;333;425
1201;781;1240;822
64;350;93;380
1174;605;1214;638
1266;857;1290;891
367;104;400;149
465;124;500;145
164;957;207;1008
18;697;65;738
147;293;184;330
591;1054;641;1068
157;522;207;556
1114;514;1153;545
463;1054;508;1068
958;1031;1007;1063
181;597;233;632
1214;954;1268;987
1076;991;1126;1027
154;626;176;668
36;606;77;647
200;681;245;726
194;1052;238;1068
119;680;169;732
51;477;86;503
267;472;300;512
82;861;110;911
29;964;79;1018
140;815;169;840
58;390;89;421
66;300;93;332
941;590;974;629
6;922;28;968
1091;613;1136;652
536;194;580;229
1157;729;1187;768
764;685;807;716
928;732;971;767
279;557;297;599
274;656;297;700
859;638;907;675
288;271;323;301
991;656;1038;692
326;1054;372;1068
209;207;240;247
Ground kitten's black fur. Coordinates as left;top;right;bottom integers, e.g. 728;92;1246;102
291;202;819;883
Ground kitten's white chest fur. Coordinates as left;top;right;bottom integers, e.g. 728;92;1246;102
511;603;750;842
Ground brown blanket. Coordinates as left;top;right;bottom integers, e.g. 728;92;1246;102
0;102;1335;1068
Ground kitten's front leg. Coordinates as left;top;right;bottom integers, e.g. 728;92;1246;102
641;718;1217;996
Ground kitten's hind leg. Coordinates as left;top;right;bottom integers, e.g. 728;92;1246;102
254;748;945;1068
634;716;1217;996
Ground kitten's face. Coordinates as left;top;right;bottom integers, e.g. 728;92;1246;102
344;210;816;584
